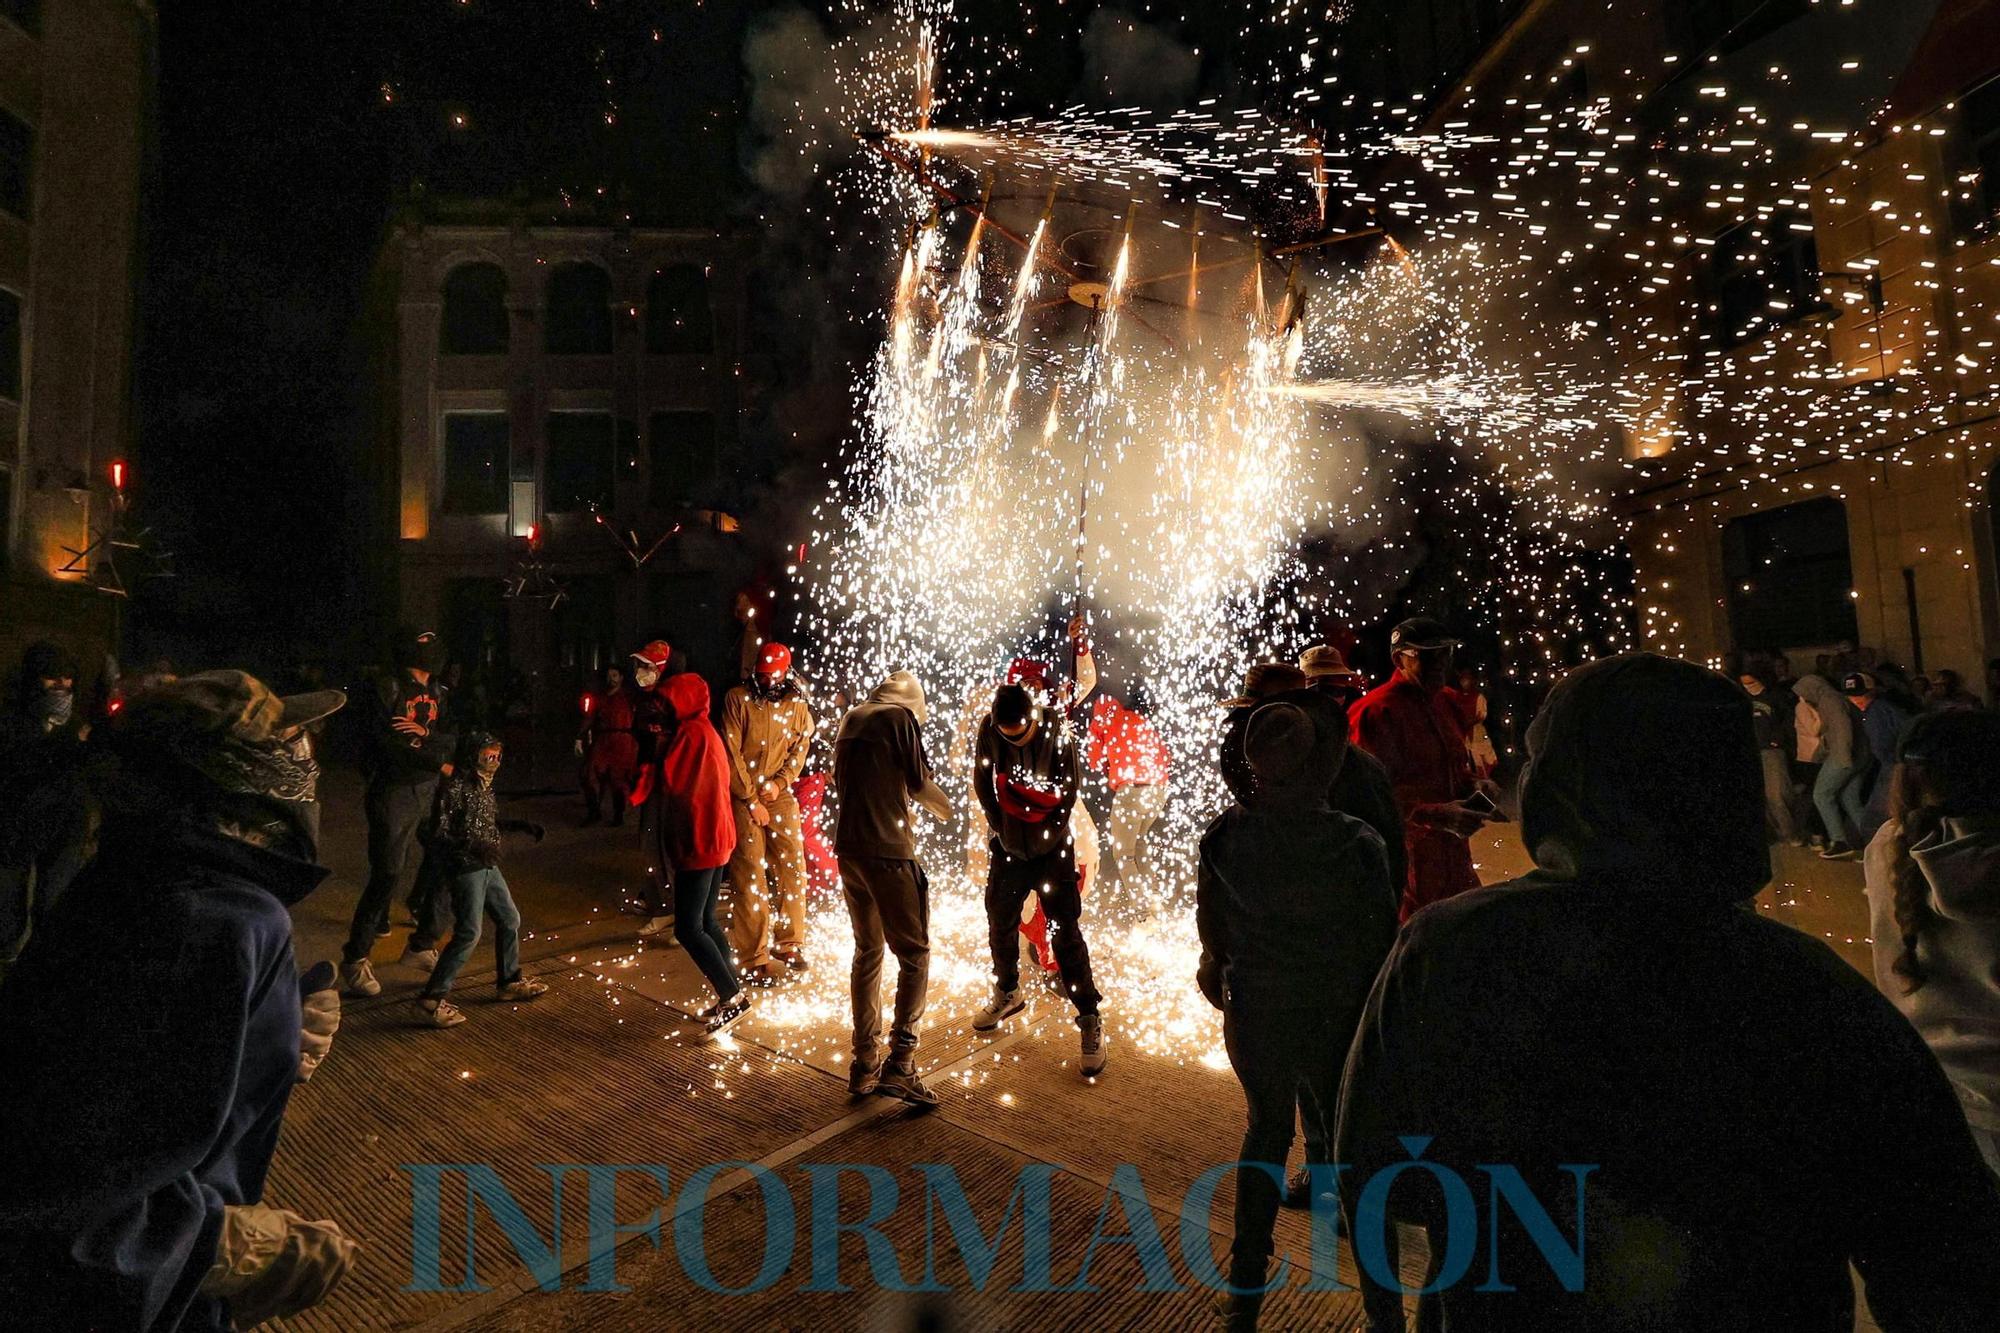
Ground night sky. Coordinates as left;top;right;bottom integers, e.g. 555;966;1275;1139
134;0;757;668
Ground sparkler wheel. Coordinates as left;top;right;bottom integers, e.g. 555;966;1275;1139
1067;281;1112;310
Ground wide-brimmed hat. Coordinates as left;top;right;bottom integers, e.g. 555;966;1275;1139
1299;644;1364;682
113;670;346;803
1221;661;1310;709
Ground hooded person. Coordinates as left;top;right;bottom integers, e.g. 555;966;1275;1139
1084;691;1170;898
1;640;95;970
720;641;816;984
340;627;454;997
971;681;1106;1076
1218;666;1407;1210
1795;670;1870;858
832;670;953;1105
0;670;358;1331
1864;709;2000;1181
1335;653;2000;1332
1197;695;1396;1330
412;731;550;1028
632;672;750;1036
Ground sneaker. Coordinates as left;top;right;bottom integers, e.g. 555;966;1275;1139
638;915;675;939
339;959;381;998
401;946;440;971
1819;842;1856;860
876;1063;940;1106
1212;1286;1264;1332
775;949;811;973
741;964;785;990
496;978;549;1002
1282;1167;1312;1210
705;994;752;1037
418;997;466;1028
972;987;1026;1032
1079;1012;1107;1077
847;1059;883;1097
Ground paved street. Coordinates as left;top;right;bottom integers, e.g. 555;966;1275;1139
267;765;1884;1331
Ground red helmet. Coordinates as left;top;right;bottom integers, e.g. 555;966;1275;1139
757;642;793;676
1006;657;1051;691
630;640;671;671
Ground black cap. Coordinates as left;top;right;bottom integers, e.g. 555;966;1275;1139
1840;671;1874;695
1389;618;1457;652
992;683;1035;728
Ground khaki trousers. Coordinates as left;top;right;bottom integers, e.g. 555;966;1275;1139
724;791;807;970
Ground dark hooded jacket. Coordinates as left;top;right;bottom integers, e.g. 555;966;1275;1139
833;672;950;860
1;643;96;963
1334;653;2000;1332
1221;688;1407;896
0;820;328;1332
360;667;452;786
424;731;531;876
1198;694;1396;1012
974;701;1082;860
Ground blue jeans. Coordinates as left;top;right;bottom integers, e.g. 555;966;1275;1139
1812;761;1871;845
423;866;522;998
674;864;739;1001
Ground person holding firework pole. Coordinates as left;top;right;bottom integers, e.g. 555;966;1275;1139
972;681;1106;1076
1349;617;1498;922
721;642;815;986
575;665;639;828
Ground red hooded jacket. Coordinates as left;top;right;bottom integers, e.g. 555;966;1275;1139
633;674;736;870
1086;696;1170;790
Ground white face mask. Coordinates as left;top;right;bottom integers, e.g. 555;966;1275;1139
633;665;660;689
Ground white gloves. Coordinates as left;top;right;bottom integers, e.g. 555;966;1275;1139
200;1203;357;1328
574;738;586;758
299;971;340;1083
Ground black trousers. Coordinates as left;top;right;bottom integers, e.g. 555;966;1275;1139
343;778;437;964
1224;1002;1346;1287
984;842;1100;1015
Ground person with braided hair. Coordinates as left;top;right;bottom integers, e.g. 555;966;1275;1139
1864;709;2000;1181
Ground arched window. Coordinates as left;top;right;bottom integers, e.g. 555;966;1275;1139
545;262;613;355
646;265;713;355
438;262;509;355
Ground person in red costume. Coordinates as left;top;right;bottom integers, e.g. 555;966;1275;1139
1349;617;1501;922
576;665;640;828
631;672;749;1035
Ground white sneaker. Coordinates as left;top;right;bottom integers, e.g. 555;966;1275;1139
339;959;380;998
401;947;439;971
418;997;466;1028
638;915;675;940
1079;1013;1107;1077
972;988;1026;1032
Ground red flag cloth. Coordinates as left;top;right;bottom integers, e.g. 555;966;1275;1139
1086;696;1170;790
650;673;737;870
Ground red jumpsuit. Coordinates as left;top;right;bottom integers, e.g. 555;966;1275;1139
1350;675;1479;922
580;687;641;817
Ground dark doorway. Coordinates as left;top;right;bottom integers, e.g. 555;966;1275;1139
1723;497;1859;652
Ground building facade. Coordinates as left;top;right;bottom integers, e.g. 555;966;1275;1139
368;205;759;720
1345;0;2000;687
0;0;150;671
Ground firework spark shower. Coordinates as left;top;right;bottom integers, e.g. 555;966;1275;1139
737;0;1988;1060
